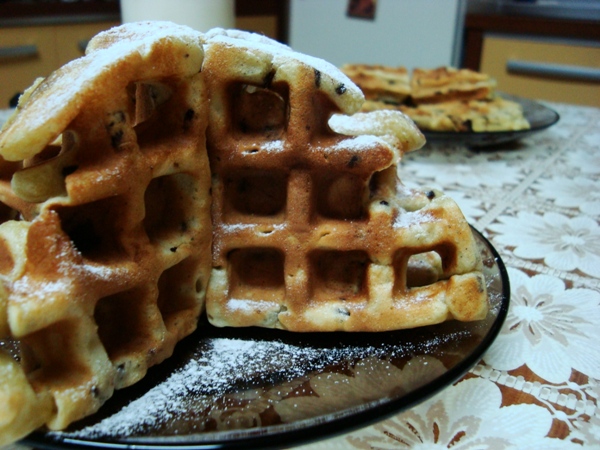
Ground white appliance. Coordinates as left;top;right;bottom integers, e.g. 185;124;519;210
288;0;466;70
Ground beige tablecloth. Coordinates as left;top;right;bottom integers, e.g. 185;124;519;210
2;101;599;449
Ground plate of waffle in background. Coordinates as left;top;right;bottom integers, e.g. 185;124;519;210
341;64;559;148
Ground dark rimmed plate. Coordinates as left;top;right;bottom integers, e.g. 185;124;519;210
423;94;559;148
23;228;509;450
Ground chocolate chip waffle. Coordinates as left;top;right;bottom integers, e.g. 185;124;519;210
400;97;531;132
410;66;497;105
202;32;488;332
341;64;411;104
0;22;212;445
349;66;528;132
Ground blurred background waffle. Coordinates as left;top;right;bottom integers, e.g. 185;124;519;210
342;64;531;133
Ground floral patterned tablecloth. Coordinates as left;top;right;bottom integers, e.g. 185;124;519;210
294;101;600;449
2;102;599;450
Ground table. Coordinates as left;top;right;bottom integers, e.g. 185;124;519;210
2;101;599;449
294;101;600;449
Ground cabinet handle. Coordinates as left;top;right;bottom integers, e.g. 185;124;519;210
0;44;38;60
507;59;600;83
78;39;89;54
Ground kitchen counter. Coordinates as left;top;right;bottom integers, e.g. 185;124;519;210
1;100;599;449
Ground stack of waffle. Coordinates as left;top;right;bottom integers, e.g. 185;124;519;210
0;22;488;445
342;64;530;132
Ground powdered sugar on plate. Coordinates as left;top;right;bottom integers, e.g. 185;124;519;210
54;337;401;440
50;321;480;443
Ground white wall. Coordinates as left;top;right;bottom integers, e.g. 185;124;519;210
289;0;465;70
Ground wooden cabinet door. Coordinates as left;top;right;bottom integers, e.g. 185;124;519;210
54;21;119;65
0;25;57;107
481;34;600;106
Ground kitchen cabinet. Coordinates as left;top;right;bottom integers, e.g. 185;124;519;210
0;21;120;107
0;25;57;106
0;1;120;107
480;34;600;107
0;21;119;107
235;0;288;43
463;13;600;106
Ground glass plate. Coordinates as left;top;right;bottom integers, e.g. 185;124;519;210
423;94;559;148
24;227;509;450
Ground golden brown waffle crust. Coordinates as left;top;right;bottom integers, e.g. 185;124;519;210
0;21;212;445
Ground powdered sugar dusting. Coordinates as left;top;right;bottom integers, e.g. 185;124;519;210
394;209;436;229
330;135;386;152
221;223;285;233
205;27;291;52
329;110;426;155
205;31;363;113
53;336;416;440
227;298;279;313
260;140;285;152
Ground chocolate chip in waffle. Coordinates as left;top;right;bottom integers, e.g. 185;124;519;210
0;22;212;445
